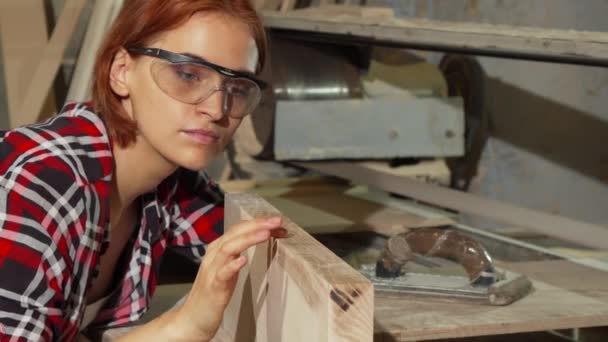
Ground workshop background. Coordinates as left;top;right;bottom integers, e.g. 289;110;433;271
1;1;608;341
2;0;607;227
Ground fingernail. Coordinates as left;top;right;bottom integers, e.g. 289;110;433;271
272;227;288;238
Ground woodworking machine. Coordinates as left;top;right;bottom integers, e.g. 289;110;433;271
236;21;515;305
239;34;490;191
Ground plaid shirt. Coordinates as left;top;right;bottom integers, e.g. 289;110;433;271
0;102;224;341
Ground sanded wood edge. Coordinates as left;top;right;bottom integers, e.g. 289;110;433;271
226;192;374;341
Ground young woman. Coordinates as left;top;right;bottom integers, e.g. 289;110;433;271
0;1;285;341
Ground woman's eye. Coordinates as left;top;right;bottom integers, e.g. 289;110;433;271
177;70;198;81
227;85;247;96
172;65;200;82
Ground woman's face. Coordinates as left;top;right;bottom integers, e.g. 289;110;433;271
119;12;259;171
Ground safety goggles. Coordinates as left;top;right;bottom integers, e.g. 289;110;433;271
127;47;265;118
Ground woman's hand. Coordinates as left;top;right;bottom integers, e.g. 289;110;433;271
175;216;286;340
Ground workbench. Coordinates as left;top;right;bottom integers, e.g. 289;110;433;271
133;177;608;341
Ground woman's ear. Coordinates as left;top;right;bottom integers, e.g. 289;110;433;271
109;48;131;97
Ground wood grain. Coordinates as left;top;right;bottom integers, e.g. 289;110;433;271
217;192;374;341
374;277;608;341
263;5;608;64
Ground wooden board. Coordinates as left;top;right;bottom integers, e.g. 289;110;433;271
374;276;608;341
216;192;374;341
0;0;56;127
263;5;608;66
219;176;352;197
17;0;86;126
220;177;454;236
497;260;608;302
298;161;608;250
66;0;117;102
266;194;453;236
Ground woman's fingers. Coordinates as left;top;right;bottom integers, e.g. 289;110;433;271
216;255;248;282
206;217;284;261
183;217;290;333
203;217;274;262
223;216;283;240
213;226;287;268
196;217;288;292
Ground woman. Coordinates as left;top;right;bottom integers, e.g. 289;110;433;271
0;0;284;340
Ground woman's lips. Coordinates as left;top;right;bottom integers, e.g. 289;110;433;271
181;129;220;144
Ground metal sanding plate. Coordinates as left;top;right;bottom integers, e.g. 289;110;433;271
360;264;533;306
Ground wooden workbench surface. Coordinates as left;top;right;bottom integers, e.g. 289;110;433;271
139;179;608;341
144;256;608;341
374;260;608;341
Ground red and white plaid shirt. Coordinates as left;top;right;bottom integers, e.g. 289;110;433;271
0;102;224;341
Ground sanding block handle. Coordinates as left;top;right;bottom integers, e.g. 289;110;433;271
376;228;497;286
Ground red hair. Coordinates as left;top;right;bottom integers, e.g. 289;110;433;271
92;0;267;147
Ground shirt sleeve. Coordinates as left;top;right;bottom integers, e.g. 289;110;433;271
0;166;83;341
167;169;224;263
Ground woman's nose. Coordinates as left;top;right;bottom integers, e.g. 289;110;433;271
195;89;226;121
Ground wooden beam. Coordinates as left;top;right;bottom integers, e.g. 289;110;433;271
279;0;296;12
265;194;453;236
297;161;608;250
66;0;117;102
216;192;374;341
374;275;608;340
0;0;55;127
263;6;608;66
16;0;86;127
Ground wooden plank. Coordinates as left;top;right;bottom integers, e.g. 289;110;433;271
256;0;282;11
497;260;608;302
217;192;374;341
267;194;453;236
219;176;352;196
279;0;296;13
262;6;608;66
298;161;608;250
374;276;608;341
17;0;86;127
375;250;608;340
0;0;56;127
350;190;608;274
220;177;454;235
66;0;117;101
